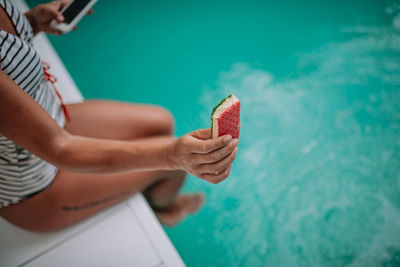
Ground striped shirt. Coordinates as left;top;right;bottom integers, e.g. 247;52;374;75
0;0;65;208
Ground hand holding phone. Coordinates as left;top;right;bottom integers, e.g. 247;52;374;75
50;0;98;33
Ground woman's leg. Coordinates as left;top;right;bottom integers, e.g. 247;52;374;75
0;169;186;232
0;100;203;231
64;100;176;139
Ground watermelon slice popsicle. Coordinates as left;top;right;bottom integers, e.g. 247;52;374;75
211;94;240;139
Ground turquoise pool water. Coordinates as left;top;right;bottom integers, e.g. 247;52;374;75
27;0;400;266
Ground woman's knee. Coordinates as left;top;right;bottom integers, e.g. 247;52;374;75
143;105;175;136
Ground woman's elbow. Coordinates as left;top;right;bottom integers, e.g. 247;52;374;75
46;131;75;169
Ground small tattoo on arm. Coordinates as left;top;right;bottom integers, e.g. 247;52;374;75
61;190;131;211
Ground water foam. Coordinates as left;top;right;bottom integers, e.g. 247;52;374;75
195;5;400;266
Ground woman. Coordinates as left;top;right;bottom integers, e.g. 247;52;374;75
0;0;239;231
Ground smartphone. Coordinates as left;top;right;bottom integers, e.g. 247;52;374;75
50;0;98;33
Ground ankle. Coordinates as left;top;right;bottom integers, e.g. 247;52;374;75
144;194;176;212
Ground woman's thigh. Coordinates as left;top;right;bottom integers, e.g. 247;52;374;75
64;100;175;140
0;169;179;232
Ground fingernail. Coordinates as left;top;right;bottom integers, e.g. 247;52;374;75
224;135;232;143
233;138;239;146
58;14;64;21
234;147;239;153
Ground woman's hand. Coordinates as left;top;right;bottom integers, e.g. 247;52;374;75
167;128;239;184
25;0;69;35
24;0;93;36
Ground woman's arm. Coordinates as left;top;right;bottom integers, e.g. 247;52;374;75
0;70;168;173
0;70;238;182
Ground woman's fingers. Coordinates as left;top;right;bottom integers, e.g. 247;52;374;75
48;1;67;22
56;0;71;11
46;28;63;35
199;147;238;175
200;164;232;184
191;128;211;140
41;24;62;35
189;132;232;154
194;138;238;164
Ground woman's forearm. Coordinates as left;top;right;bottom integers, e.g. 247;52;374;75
53;133;175;174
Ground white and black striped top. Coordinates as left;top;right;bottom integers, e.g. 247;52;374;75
0;0;65;208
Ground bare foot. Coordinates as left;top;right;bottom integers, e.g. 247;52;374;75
155;193;204;227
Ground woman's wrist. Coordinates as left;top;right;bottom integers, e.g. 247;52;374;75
24;11;39;35
165;138;180;171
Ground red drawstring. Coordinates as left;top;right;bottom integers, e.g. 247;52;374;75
42;61;71;122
